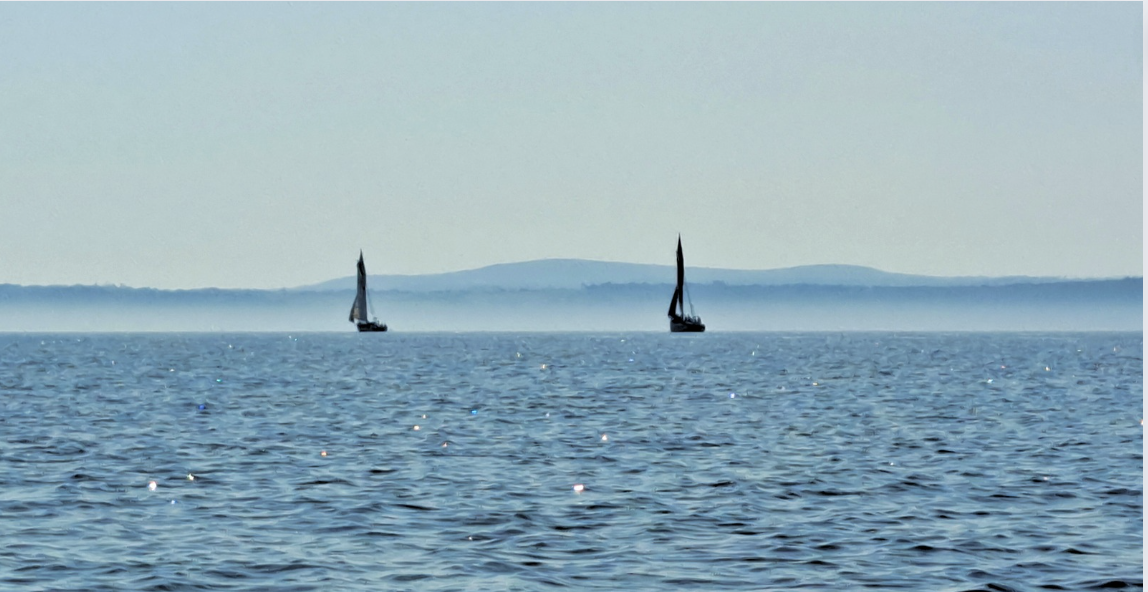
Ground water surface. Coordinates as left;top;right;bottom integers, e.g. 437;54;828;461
1;332;1141;591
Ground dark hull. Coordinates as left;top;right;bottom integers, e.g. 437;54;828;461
356;322;388;332
670;317;705;333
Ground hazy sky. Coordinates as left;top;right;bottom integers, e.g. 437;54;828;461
1;2;1142;289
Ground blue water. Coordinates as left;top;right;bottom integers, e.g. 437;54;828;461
0;332;1141;591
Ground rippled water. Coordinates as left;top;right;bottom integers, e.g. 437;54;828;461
0;332;1141;591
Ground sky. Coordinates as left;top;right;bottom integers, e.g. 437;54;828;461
0;2;1142;290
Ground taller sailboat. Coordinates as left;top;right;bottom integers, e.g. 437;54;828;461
668;235;705;333
349;251;388;332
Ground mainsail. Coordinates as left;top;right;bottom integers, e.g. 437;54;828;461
349;251;369;323
668;236;688;318
675;236;685;316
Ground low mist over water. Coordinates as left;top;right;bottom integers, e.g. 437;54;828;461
0;332;1140;590
0;279;1140;332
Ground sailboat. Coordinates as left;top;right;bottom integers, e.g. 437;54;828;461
668;235;705;333
349;251;388;332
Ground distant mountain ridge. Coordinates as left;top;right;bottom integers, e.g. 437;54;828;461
295;259;1100;293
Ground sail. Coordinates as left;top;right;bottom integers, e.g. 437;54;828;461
349;252;369;323
676;236;685;292
675;236;685;317
667;286;681;317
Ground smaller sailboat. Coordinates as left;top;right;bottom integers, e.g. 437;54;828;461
668;235;705;333
349;251;388;332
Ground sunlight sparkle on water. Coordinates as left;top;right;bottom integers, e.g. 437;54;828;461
5;331;1137;589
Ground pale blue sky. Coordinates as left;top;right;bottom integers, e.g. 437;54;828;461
0;2;1141;289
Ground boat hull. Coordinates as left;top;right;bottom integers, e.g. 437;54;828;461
356;322;388;332
670;317;705;333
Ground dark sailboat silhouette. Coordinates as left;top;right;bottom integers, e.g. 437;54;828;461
349;251;388;332
668;235;705;333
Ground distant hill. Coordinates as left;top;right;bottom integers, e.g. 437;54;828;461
295;259;1081;292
